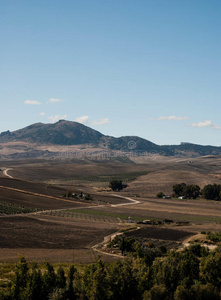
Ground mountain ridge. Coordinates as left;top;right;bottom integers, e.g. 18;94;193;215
0;120;221;157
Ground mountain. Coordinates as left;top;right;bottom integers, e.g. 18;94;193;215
0;120;104;146
1;120;221;157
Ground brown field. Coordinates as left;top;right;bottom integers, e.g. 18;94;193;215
0;214;119;263
1;155;221;263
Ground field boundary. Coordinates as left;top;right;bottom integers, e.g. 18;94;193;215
0;185;84;205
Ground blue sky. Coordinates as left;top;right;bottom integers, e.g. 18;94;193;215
1;0;221;145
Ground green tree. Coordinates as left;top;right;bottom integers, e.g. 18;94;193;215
42;262;56;298
201;184;221;200
24;267;43;300
190;283;220;300
185;185;201;199
66;265;76;299
84;257;107;300
11;256;29;300
143;284;169;300
201;251;221;287
106;259;138;300
174;285;191;300
109;180;127;191
173;183;186;197
56;267;66;289
153;251;199;292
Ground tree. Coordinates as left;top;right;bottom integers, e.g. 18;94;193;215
11;256;29;300
185;185;200;199
109;180;127;191
42;262;56;298
190;283;220;300
143;284;169;300
84;257;107;300
106;259;138;300
66;265;76;299
153;251;199;292
173;183;186;197
174;285;190;300
201;184;221;200
56;267;66;289
201;251;221;287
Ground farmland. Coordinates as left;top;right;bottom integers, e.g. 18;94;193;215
0;155;221;263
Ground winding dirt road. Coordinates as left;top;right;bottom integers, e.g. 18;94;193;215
3;168;13;179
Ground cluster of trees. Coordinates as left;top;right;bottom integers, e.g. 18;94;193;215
0;257;76;300
63;191;92;200
107;236;166;266
158;183;221;200
172;183;201;199
201;184;221;201
109;180;128;191
2;245;221;300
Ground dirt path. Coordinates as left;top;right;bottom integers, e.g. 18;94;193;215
92;231;124;258
110;194;140;207
3;168;13;179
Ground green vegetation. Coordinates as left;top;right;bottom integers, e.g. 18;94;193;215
173;183;201;199
1;245;221;300
202;184;221;200
207;231;221;243
0;201;41;215
66;208;139;221
109;179;127;191
66;171;150;183
159;182;221;201
156;192;165;198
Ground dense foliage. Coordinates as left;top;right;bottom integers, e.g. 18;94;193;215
109;180;127;191
157;182;221;200
172;183;201;199
1;245;221;300
201;184;221;201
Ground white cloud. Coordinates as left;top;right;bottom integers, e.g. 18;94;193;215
39;112;45;116
48;114;68;123
92;118;110;125
75;115;89;124
157;115;189;121
190;120;212;128
189;120;221;129
49;98;63;103
24;100;41;105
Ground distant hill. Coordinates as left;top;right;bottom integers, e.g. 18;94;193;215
1;120;221;157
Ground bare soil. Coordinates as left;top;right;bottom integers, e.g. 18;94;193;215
0;214;119;263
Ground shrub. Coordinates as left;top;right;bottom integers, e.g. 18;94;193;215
156;192;165;198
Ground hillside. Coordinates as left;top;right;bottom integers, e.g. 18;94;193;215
0;120;221;158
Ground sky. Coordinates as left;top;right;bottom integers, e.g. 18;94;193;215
1;0;221;146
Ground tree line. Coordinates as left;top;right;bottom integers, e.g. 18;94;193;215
1;244;221;300
157;183;221;200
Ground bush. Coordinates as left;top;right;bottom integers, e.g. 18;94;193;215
207;232;221;243
156;192;165;198
85;194;92;200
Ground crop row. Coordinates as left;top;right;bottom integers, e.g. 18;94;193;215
41;210;127;223
0;201;41;215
